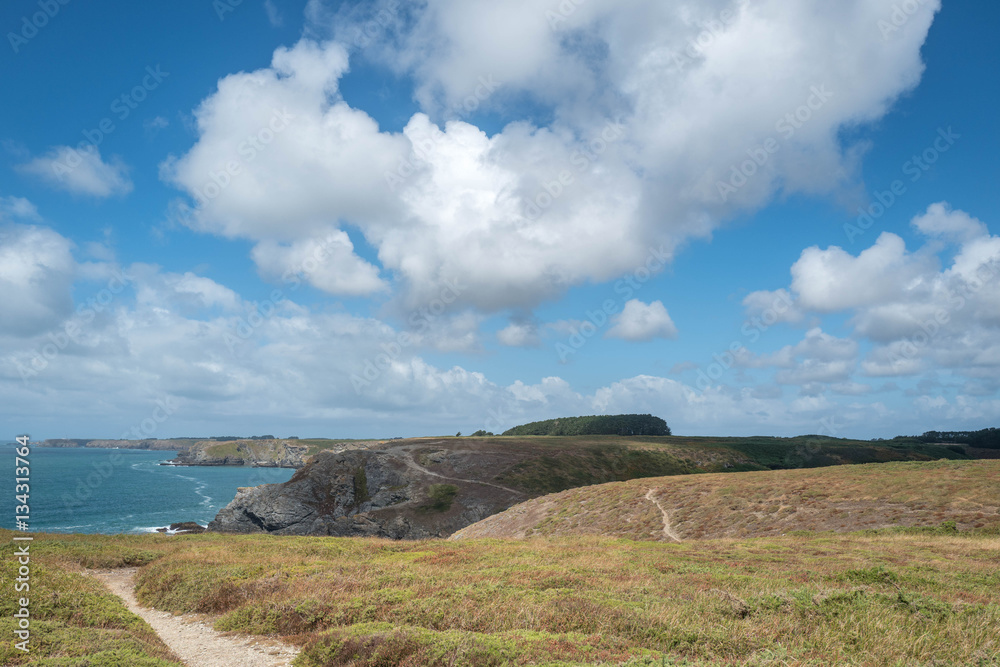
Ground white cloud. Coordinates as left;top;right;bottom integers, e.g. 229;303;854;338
0;196;41;221
831;382;872;396
0;255;995;438
742;288;802;324
251;230;388;296
738;328;858;386
766;204;1000;380
144;116;170;136
497;321;540;347
0;225;76;336
790;232;933;312
606;299;678;341
166;0;940;313
19;146;133;197
912;202;988;243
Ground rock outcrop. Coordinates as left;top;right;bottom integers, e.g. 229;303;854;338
156;522;206;535
38;439;196;451
208;442;527;539
169;439;310;468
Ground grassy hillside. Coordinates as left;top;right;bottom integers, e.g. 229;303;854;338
461;433;970;496
502;414;670;436
453;460;1000;541
2;527;998;666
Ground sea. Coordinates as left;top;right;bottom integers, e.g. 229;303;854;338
8;446;294;534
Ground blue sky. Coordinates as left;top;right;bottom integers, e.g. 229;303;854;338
1;0;998;440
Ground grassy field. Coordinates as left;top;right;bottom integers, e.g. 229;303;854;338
456;460;1000;541
0;542;182;666
448;434;970;496
2;523;998;666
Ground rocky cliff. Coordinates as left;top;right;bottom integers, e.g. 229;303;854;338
37;438;196;451
204;435;771;539
207;443;526;538
168;439;310;468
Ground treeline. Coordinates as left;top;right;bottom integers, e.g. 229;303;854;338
916;428;1000;449
503;414;671;437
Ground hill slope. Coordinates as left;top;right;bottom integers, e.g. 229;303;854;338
206;435;975;539
452;459;1000;541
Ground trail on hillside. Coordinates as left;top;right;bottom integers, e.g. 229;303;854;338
645;488;683;542
86;568;298;667
397;446;526;495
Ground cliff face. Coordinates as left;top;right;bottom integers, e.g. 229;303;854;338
207;442;528;539
38;439;195;451
204;435;772;539
169;439;310;468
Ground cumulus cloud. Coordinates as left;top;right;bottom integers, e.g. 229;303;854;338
19;146;133;197
0;254;993;438
0;225;76;336
763;203;1000;381
251;231;388;296
606;299;678;341
789;232;935;312
165;0;940;313
497;321;540;347
737;328;858;386
912;202;988;243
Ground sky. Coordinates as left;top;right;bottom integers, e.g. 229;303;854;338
1;0;999;441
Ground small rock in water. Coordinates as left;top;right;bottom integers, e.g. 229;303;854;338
157;521;207;534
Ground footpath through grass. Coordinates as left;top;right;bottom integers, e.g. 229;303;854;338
1;528;998;666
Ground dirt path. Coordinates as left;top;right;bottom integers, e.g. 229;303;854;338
86;568;299;667
397;448;525;496
645;489;682;542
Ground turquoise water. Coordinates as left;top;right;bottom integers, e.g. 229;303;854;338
7;447;294;534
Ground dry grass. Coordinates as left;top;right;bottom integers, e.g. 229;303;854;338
5;526;999;666
455;460;1000;542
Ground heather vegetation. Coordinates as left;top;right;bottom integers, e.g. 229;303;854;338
3;522;998;666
